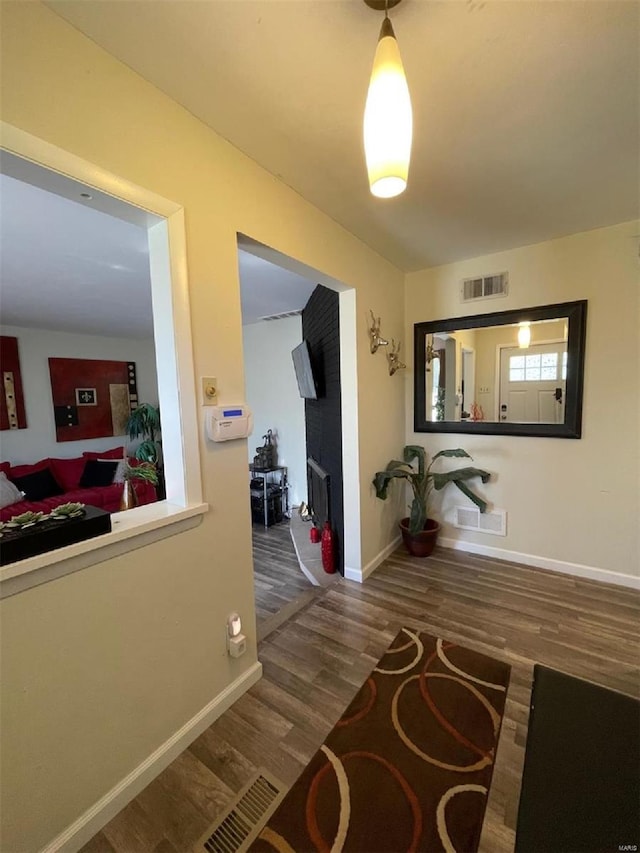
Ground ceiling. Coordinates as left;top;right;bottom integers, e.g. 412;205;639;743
238;251;317;325
0;172;156;338
0;166;314;335
47;0;639;271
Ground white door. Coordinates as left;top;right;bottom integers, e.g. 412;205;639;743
499;342;566;423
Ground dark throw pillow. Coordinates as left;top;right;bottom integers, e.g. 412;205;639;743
11;467;64;501
79;459;119;488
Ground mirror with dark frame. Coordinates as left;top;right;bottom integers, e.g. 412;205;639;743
414;300;587;438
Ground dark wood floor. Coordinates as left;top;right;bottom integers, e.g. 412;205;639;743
82;545;639;853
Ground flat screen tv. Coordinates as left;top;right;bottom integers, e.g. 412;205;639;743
291;339;318;400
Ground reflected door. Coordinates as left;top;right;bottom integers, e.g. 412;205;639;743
499;343;566;423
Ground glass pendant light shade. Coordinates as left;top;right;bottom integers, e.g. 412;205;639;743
364;17;412;198
518;322;531;348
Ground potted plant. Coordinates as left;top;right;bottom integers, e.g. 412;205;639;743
125;403;161;464
125;403;164;499
120;460;159;511
373;445;490;557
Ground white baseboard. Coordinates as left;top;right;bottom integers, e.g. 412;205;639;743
44;661;263;853
438;536;640;590
344;535;402;584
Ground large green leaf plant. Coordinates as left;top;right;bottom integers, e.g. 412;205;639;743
373;445;490;535
125;403;161;464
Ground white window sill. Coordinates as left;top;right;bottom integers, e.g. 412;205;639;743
0;501;209;599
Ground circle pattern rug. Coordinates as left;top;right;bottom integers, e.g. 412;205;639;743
249;628;511;853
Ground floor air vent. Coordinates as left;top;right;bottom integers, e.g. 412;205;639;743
195;771;285;853
461;272;508;302
454;506;507;536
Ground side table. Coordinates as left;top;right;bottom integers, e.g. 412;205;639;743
249;465;288;528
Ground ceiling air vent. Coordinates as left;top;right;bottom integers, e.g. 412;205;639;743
461;272;508;303
258;310;302;322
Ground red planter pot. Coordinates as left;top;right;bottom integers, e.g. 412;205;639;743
399;517;441;558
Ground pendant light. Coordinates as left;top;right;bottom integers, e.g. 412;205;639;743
363;0;412;198
518;322;531;349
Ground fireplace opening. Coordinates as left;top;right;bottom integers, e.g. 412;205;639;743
307;458;330;529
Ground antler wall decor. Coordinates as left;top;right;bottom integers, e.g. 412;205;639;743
425;334;440;372
368;310;389;354
387;339;406;376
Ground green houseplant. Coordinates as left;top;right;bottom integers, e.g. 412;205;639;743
373;445;490;557
125;403;161;464
119;460;159;511
124;403;165;500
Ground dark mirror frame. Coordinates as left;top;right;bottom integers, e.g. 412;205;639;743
414;300;588;438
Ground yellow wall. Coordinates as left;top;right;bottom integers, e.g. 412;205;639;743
0;3;405;849
405;221;640;579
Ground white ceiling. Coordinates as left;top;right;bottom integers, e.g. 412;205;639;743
0;165;315;335
47;0;639;271
0;172;155;338
238;250;317;325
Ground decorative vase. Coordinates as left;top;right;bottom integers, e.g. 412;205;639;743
120;479;138;511
399;517;440;558
321;521;336;574
310;525;321;544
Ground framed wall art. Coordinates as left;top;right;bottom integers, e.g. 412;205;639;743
48;357;138;442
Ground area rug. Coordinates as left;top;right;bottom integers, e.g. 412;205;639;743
249;628;511;852
515;665;640;853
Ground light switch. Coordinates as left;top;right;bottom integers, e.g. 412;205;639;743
202;376;217;405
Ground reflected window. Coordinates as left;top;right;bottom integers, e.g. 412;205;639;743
510;352;558;382
541;353;558;380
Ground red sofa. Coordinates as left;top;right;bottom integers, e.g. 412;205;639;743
0;448;157;522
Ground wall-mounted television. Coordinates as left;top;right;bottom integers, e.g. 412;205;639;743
291;339;318;400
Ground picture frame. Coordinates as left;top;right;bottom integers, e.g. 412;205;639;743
75;388;97;407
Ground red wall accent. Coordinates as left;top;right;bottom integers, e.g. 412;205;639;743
0;336;27;431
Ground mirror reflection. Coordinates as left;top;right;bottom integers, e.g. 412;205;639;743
424;317;569;425
414;300;587;439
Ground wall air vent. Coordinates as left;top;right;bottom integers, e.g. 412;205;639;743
258;310;302;322
454;506;507;536
461;272;508;303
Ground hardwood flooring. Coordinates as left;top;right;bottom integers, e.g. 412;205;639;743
251;520;314;625
82;546;640;853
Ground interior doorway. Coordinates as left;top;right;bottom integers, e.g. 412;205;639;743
237;235;357;637
461;346;476;418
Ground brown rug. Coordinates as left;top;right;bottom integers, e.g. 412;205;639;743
249;628;510;853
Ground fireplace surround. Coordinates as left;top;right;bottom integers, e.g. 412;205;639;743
302;284;344;574
307;457;329;529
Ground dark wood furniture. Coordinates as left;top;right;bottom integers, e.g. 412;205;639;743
0;506;112;565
